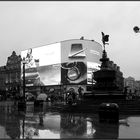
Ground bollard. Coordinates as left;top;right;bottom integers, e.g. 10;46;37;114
18;101;26;111
98;103;119;123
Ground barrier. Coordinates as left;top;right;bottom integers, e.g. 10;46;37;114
98;103;119;123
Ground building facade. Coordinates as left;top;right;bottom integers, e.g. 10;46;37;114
108;61;124;91
124;76;136;93
0;66;6;94
0;51;21;97
135;80;140;96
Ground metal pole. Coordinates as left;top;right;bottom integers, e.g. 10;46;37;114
22;115;25;139
23;62;26;104
92;71;94;90
22;62;26;139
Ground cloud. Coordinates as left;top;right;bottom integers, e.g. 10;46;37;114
0;1;140;79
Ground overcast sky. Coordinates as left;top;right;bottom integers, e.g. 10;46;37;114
0;1;140;80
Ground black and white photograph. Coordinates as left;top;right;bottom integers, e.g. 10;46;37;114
0;1;140;139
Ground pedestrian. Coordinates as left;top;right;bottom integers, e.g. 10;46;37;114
78;86;83;100
39;113;44;126
72;91;76;103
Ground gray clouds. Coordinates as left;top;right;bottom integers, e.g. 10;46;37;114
0;1;140;79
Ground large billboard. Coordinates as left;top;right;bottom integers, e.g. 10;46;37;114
21;39;102;86
21;43;61;86
61;61;87;85
87;62;100;84
61;40;102;85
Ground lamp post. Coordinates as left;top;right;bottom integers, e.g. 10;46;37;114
92;71;94;89
22;57;26;108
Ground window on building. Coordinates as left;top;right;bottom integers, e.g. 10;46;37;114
69;43;86;58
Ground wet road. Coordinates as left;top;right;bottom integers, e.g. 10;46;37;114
0;102;140;139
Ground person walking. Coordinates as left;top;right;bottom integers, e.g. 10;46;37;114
78;86;83;100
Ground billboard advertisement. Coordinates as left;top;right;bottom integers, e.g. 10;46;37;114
21;39;102;86
87;62;101;84
60;40;102;85
21;43;61;86
61;61;87;85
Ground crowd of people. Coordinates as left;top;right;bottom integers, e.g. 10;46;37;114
65;87;84;105
0;86;85;106
38;86;84;105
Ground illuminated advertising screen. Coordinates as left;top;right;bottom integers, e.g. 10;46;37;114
60;40;102;85
21;40;102;86
21;43;61;86
87;62;101;84
61;61;87;85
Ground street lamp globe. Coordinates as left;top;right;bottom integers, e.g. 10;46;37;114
22;57;26;64
133;26;140;33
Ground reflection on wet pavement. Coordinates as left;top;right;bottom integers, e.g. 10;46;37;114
1;105;140;139
119;116;140;139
